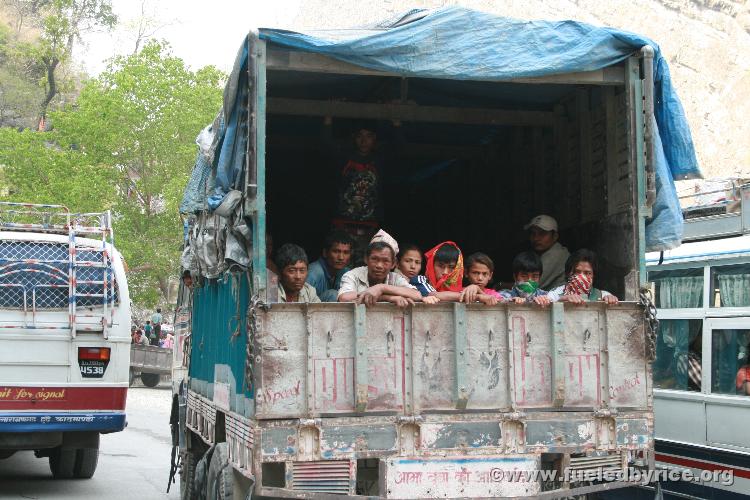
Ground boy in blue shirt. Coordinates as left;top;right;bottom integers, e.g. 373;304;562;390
306;230;353;302
499;251;552;306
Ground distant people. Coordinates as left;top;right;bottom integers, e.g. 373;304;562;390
144;321;154;345
133;329;149;346
160;332;175;349
525;215;570;290
151;308;163;344
550;249;619;305
338;239;423;308
331;122;383;264
306;230;353;302
499;251;552;306
736;343;750;396
274;244;321;303
465;253;502;303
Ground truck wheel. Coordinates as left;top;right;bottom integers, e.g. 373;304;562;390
181;448;197;500
207;442;233;500
141;372;160;387
49;447;76;478
73;434;99;478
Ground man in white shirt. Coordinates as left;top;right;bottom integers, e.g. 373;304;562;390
524;214;570;290
338;241;422;307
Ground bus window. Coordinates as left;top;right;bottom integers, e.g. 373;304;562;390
711;329;750;396
654;319;702;392
710;264;750;308
648;268;704;309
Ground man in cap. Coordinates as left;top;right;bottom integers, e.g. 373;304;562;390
524;215;570;290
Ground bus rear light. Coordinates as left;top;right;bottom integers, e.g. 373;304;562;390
78;347;111;361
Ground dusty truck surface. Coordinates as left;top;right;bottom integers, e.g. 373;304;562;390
173;7;701;499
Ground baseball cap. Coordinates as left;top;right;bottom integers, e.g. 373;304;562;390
524;215;558;232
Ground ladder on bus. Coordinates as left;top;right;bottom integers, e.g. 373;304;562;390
0;202;116;338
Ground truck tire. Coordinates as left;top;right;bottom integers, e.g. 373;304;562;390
73;437;99;478
49;447;76;478
181;448;197;500
141;372;160;387
207;442;233;500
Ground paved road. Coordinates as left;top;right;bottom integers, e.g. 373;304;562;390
0;384;180;499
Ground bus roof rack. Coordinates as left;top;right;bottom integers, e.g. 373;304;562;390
0;202;113;241
681;182;750;242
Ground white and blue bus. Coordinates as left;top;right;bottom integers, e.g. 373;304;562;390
647;181;750;498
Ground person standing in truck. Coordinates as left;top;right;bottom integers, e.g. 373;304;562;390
525;214;570;290
151;308;163;344
331;122;384;264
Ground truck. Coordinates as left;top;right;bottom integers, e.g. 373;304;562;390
173;7;701;499
0;202;130;478
130;343;172;387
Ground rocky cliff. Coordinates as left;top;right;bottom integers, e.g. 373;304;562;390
292;0;750;179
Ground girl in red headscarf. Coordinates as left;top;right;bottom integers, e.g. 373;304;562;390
424;241;495;304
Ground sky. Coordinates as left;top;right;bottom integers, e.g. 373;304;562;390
76;0;303;75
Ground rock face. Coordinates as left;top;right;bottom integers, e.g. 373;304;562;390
292;0;750;179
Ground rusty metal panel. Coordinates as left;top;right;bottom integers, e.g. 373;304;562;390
606;307;649;408
463;307;510;410
411;306;457;410
615;418;650;448
311;305;406;414
420;421;502;450
261;426;298;460
256;306;307;417
560;306;603;407
525;419;597;452
383;455;540;498
320;424;398;458
509;308;554;407
255;303;647;418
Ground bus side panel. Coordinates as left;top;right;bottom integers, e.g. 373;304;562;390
190;274;253;417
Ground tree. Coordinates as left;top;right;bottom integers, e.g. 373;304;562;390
34;0;116;127
50;41;224;306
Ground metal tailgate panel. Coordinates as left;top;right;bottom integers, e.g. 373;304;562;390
462;308;510;410
509;308;553;407
254;303;648;418
606;307;649;408
256;306;307;417
411;307;457;411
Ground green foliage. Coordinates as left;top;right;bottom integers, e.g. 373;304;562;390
1;40;224;307
0;127;115;209
50;41;224;306
0;0;117;125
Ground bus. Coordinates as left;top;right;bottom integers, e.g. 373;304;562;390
0;202;131;479
647;181;750;498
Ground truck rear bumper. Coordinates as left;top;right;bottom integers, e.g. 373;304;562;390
0;412;126;433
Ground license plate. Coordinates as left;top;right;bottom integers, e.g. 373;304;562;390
385;455;541;498
79;360;107;378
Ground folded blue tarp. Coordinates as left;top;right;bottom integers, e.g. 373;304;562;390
182;6;701;250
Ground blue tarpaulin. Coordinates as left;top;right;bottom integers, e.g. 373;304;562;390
182;6;701;250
